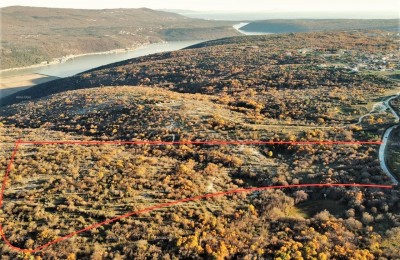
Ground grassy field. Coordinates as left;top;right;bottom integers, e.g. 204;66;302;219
297;199;347;218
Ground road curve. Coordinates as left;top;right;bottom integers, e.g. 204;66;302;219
379;125;399;185
379;93;400;185
384;93;400;122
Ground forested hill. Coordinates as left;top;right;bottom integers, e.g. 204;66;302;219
0;6;240;69
240;19;400;33
1;30;397;107
1;29;400;259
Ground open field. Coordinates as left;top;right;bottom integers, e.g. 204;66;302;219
297;199;347;218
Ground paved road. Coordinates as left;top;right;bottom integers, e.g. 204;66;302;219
383;93;400;122
379;93;400;185
379;125;399;185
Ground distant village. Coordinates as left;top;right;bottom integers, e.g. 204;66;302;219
296;47;400;73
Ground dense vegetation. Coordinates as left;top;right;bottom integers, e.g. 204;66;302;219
0;31;399;259
0;6;239;69
2;30;398;108
240;19;399;33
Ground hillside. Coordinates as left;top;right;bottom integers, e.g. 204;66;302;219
0;6;240;69
1;31;400;258
240;19;400;33
1;86;400;259
2;31;398;110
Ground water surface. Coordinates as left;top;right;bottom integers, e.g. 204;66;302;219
1;41;202;78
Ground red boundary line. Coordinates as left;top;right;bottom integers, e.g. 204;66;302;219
19;140;383;145
0;140;392;253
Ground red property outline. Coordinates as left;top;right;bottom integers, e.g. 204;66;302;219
0;139;392;253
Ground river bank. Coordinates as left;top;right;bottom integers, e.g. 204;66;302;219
0;40;202;98
233;22;272;35
1;41;201;78
0;42;151;75
0;25;265;77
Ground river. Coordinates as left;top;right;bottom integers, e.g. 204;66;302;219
233;22;271;35
0;27;265;80
233;22;273;35
0;40;202;79
0;29;262;96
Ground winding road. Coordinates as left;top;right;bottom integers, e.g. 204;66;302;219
378;93;399;185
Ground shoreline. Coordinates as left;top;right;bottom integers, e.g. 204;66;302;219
0;39;202;96
232;22;273;36
0;42;158;74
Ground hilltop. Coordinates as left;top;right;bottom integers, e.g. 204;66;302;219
0;6;240;69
